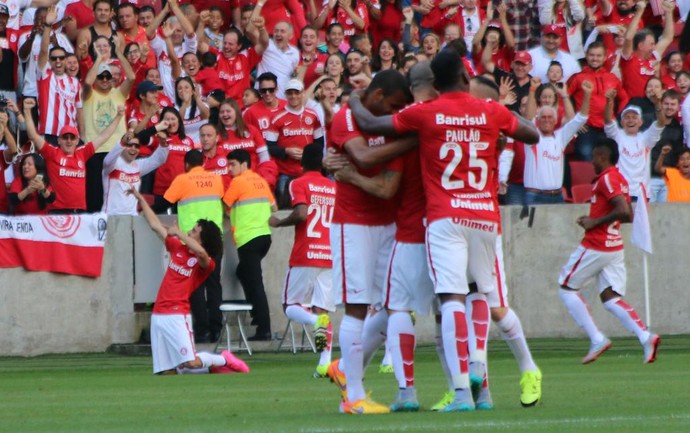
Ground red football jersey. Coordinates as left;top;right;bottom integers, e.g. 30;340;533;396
218;125;266;169
153;236;215;315
330;106;402;226
581;166;630;252
203;147;232;190
212;46;261;104
620;52;659;99
265;107;324;177
395;150;426;244
288;171;335;268
392;92;518;224
153;135;199;195
243;99;287;133
40;143;95;211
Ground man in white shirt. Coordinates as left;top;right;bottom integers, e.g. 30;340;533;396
102;132;169;216
527;24;580;82
604;89;665;200
523;80;592;205
461;0;482;56
255;19;299;100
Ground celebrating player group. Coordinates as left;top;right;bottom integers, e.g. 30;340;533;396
317;48;659;415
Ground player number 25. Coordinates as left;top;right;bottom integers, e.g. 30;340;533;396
440;142;488;191
307;203;333;238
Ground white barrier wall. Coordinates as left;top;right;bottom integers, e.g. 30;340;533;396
2;204;689;356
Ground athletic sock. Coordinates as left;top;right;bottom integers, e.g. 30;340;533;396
388;311;416;389
176;367;210;374
497;309;538;373
318;322;333;366
603;297;650;343
340;315;365;402
197;352;226;368
441;300;470;390
285;304;317;326
466;293;489;365
362;309;388;368
435;320;453;390
559;288;605;343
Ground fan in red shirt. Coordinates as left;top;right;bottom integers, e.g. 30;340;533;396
130;187;250;376
200;24;268;106
243;72;287;135
152;107;200;210
9;153;56;215
314;0;370;43
295;26;328;89
23;98;126;214
215;99;278;188
557;137;660;365
0;111;17;213
619;0;675;98
199;123;232;189
347;51;539;411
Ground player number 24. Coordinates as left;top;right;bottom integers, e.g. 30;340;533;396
440;142;488;190
306;203;333;238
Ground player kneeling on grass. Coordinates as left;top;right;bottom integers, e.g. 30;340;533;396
131;187;250;375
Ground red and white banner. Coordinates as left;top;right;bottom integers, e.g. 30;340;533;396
0;213;108;278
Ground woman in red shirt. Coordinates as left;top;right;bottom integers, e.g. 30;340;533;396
152;107;198;212
9;154;56;215
215;99;278;188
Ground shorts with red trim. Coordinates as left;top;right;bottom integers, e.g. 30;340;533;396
151;313;196;374
486;234;509;309
383;241;436;315
281;266;335;312
558;245;627;295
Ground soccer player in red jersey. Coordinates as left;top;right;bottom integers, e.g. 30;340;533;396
269;144;336;378
326;69;413;414
348;49;538;411
130;187;249;376
558;137;660;365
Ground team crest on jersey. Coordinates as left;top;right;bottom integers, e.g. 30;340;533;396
218;158;227;167
305;117;313;125
236;62;242;70
180;348;188;355
78;160;84;169
346;18;352;25
187;257;198;267
10;34;16;43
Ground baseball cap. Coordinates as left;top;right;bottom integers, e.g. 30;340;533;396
96;63;112;76
408;61;434;90
542;24;563;37
0;4;8;15
59;125;79;138
285;78;304;92
621;105;642;117
136;80;163;96
513;51;532;64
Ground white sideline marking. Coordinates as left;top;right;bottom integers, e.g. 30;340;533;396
300;413;690;432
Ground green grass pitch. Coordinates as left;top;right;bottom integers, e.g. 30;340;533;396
1;336;689;433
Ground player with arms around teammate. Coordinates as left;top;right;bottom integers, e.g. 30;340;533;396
269;144;336;378
558;138;660;365
131;187;249;375
348;49;539;411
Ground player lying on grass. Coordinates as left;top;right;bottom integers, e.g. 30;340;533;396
130;186;250;375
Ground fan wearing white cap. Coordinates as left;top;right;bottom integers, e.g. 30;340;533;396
603;87;665;200
264;78;324;208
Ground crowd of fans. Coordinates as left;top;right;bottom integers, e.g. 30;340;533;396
0;0;689;216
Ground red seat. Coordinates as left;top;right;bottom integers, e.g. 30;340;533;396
569;161;596;186
137;194;156;212
570;184;593;203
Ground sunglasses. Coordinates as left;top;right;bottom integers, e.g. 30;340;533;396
50;55;66;61
61;134;77;140
125;142;141;148
97;74;113;81
259;87;276;94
